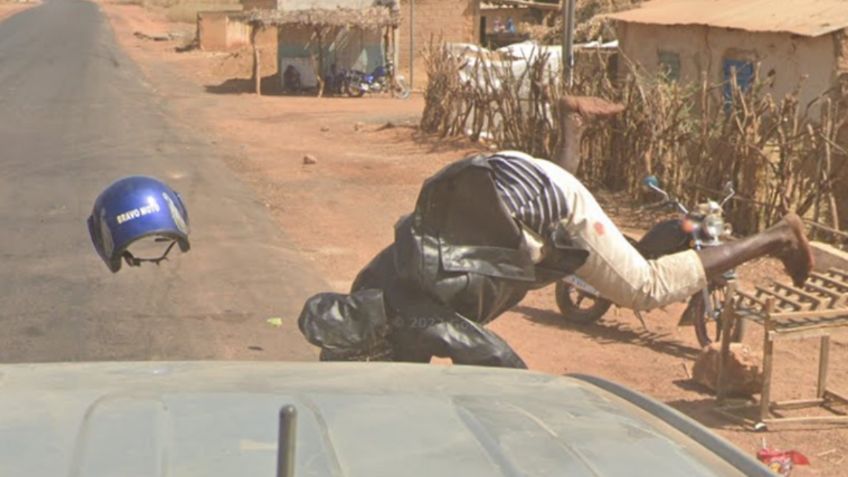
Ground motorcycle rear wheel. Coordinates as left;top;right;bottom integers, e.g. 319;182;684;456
555;280;612;324
683;286;745;347
345;81;365;97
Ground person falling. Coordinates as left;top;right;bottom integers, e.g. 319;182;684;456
299;95;814;368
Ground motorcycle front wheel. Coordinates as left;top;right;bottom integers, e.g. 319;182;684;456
391;78;411;99
683;286;745;347
555;280;612;324
345;81;365;97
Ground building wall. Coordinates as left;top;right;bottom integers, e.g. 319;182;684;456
198;11;232;51
397;0;480;90
479;6;540;34
615;22;838;108
198;11;277;51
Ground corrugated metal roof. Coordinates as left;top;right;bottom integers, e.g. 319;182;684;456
605;0;848;37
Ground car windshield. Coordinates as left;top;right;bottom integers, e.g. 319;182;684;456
1;0;844;474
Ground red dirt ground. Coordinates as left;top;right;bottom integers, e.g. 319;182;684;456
0;0;38;22
98;2;848;473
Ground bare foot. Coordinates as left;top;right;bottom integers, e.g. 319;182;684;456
559;96;625;119
774;214;814;287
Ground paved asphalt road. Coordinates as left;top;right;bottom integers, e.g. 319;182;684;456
0;0;324;362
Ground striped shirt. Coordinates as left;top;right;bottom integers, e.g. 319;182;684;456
488;152;569;237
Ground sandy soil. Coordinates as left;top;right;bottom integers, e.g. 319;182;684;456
98;2;848;473
0;0;38;22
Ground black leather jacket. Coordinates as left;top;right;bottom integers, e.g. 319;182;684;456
299;155;588;368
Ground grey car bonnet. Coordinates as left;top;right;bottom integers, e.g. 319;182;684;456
0;362;765;476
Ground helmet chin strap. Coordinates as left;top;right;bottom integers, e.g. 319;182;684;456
122;239;178;268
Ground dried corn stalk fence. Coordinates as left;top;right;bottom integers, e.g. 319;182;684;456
421;44;848;238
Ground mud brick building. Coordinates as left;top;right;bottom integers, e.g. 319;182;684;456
199;0;481;89
606;0;848;109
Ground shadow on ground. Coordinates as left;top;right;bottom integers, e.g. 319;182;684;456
664;397;740;430
205;74;295;95
409;129;485;154
514;304;701;360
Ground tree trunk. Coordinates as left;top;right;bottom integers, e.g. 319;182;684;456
251;25;261;96
315;29;325;97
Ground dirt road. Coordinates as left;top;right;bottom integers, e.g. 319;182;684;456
99;2;848;473
0;0;323;362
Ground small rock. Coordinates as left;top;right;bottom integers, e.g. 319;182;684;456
354;122;365;131
303;154;318;165
320;126;330;132
692;342;763;397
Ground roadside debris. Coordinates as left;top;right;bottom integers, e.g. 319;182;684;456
134;31;188;43
376;121;417;131
757;440;810;476
303;154;317;165
134;31;169;42
692;342;763;396
175;39;198;53
817;448;837;457
266;317;283;327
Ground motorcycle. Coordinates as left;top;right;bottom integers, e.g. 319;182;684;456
342;62;411;99
555;176;745;348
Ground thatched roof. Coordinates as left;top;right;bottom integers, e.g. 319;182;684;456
245;6;399;28
482;0;560;11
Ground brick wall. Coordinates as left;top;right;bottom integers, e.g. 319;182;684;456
396;0;479;90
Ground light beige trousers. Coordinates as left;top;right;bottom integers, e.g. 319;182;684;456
510;152;708;310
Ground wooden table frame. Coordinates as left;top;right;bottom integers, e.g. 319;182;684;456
714;269;848;429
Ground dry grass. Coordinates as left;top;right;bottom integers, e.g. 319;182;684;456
422;44;848;236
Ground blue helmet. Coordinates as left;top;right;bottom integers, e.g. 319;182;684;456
87;176;190;273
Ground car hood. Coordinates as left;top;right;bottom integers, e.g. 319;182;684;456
0;361;755;476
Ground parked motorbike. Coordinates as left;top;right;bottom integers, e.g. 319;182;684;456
342;62;411;99
555;176;744;347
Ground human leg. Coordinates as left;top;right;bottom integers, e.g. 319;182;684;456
697;214;813;287
533;159;813;310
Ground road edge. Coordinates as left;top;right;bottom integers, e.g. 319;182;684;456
0;0;40;23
